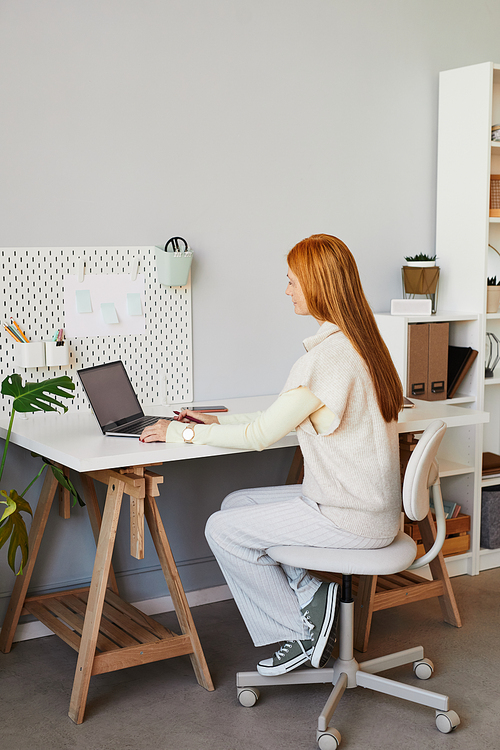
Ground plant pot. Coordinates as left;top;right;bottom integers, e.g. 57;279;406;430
487;285;500;313
402;266;440;295
402;266;440;314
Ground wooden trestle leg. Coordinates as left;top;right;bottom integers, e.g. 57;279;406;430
1;462;214;725
68;474;125;724
67;466;213;723
144;474;214;692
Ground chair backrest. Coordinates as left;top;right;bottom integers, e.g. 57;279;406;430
402;420;446;521
402;419;447;570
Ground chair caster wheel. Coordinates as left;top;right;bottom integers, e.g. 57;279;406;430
436;709;460;733
413;657;434;680
317;727;341;749
237;687;260;707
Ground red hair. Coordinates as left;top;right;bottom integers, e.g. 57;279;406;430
287;234;403;422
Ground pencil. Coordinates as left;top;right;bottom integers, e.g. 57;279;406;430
10;318;29;342
4;324;23;342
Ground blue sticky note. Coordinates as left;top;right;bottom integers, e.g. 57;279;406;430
75;289;92;313
127;293;143;316
101;302;119;324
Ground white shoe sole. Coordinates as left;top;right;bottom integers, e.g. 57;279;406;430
256;649;312;676
310;583;340;669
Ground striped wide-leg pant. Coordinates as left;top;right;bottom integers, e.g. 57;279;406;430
205;485;392;647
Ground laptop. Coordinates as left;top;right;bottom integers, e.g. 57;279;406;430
78;360;166;437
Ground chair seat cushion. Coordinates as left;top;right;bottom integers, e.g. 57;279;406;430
268;531;417;576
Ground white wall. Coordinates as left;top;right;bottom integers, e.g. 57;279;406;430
2;0;500;398
2;0;500;615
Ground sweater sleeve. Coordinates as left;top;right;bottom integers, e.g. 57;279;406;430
280;333;363;435
217;411;263;425
165;387;322;451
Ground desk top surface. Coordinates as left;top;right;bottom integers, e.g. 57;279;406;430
0;395;488;474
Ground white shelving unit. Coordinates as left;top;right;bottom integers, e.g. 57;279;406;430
415;61;500;574
375;311;482;576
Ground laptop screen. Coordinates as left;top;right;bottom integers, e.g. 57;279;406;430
78;361;144;431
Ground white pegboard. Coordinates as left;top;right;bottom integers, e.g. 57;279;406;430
0;246;192;414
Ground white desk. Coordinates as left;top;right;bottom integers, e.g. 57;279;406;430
0;396;489;722
0;396;297;473
0;395;488;473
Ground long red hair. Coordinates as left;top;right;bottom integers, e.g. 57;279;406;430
287;234;403;423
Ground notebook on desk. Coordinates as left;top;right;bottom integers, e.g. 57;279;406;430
77;360;165;437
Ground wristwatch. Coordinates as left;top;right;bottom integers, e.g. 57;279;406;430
182;425;195;443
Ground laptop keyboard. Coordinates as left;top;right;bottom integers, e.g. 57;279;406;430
110;416;161;434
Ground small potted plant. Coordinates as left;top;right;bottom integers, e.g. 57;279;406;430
0;373;82;575
404;253;437;267
402;254;440;313
487;276;500;313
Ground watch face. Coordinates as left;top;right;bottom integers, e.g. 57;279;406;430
183;426;195;442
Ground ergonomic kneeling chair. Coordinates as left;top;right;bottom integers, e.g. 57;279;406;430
236;420;460;749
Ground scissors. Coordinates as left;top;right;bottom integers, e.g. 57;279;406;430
164;237;189;253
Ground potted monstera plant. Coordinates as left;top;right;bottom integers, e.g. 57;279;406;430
0;373;82;575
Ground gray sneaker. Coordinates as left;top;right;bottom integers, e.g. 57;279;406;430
301;581;340;668
256;639;313;676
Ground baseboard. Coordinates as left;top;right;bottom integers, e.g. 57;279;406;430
1;584;233;643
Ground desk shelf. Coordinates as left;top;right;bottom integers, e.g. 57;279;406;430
23;588;189;674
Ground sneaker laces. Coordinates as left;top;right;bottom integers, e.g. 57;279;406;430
274;642;294;661
302;611;315;637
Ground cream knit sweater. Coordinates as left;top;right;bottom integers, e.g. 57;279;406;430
165;322;401;539
281;322;401;538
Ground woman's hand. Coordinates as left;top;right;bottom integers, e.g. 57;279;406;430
174;410;220;425
140;419;171;443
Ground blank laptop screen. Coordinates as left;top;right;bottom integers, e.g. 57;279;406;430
78;361;143;429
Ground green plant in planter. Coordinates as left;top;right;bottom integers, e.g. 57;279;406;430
404;253;437;263
487;276;500;286
0;374;83;575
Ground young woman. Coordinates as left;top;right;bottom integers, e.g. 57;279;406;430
140;234;404;675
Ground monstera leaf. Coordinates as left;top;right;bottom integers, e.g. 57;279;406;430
0;490;32;575
1;373;75;413
0;373;77;574
0;374;75;483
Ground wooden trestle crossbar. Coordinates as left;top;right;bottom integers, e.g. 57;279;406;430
0;462;214;724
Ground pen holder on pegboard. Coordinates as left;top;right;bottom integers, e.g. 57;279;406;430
15;341;46;368
155;237;193;287
45;341;69;367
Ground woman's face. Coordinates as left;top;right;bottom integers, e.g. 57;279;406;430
286;268;309;316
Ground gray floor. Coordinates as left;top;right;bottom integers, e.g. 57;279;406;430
1;568;499;750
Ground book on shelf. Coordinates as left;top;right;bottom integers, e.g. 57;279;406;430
447;345;478;399
430;497;461;520
482;451;500;477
